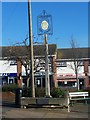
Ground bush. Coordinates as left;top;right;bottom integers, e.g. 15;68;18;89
22;87;45;97
35;87;45;97
21;87;66;98
2;84;18;93
22;87;32;97
51;88;65;98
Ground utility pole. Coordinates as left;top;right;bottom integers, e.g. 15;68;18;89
28;0;35;97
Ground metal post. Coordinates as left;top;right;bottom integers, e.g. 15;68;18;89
44;34;51;97
41;76;43;89
77;79;79;91
28;0;35;97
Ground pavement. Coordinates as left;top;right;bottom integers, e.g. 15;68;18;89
1;92;90;119
1;102;90;119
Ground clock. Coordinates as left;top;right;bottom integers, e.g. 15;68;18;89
41;20;49;30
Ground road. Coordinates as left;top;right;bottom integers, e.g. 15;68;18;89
1;102;90;119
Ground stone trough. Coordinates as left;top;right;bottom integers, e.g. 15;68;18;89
15;89;68;108
20;97;68;108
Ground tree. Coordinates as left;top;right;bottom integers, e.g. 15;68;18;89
6;37;45;88
69;38;82;90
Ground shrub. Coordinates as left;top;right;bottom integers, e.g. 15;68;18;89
51;88;65;98
35;87;45;97
19;87;66;98
2;84;18;93
22;87;45;97
22;87;32;97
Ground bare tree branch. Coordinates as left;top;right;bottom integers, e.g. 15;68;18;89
6;36;45;87
70;37;82;90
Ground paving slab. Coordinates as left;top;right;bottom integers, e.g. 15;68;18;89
2;103;89;118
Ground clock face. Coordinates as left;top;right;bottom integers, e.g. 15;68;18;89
41;20;49;30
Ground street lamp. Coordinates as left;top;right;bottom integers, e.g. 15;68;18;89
37;10;53;97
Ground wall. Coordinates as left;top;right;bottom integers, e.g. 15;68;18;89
0;60;17;74
0;60;17;85
56;61;85;77
84;60;90;89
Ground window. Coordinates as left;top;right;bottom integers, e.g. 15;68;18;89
89;60;90;66
56;61;67;67
89;77;90;84
78;60;83;66
9;79;13;84
10;61;17;66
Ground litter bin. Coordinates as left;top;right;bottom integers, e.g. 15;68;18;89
15;88;22;107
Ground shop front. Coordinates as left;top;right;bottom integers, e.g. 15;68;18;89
57;74;85;90
0;73;17;86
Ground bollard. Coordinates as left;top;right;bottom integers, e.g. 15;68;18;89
15;88;22;108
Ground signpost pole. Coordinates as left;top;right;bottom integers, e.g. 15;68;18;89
37;10;53;98
44;34;51;97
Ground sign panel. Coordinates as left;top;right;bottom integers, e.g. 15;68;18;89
0;73;17;77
